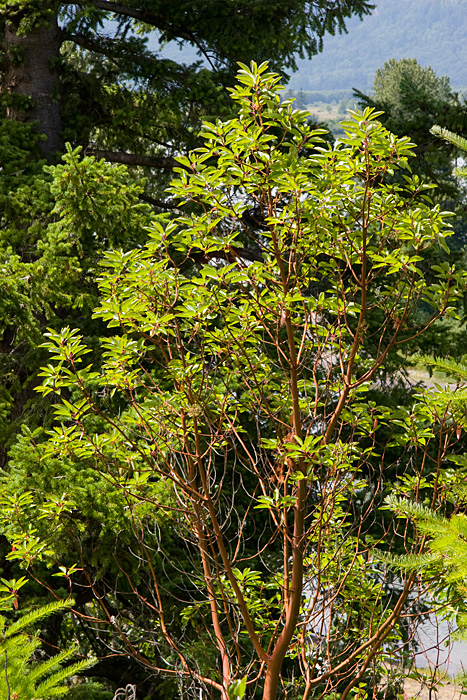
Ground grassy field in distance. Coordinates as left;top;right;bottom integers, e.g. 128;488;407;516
283;89;357;135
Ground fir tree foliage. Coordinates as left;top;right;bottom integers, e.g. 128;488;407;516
382;494;467;580
0;598;94;699
355;58;467;228
0;0;375;164
384;366;467;617
431;125;467;179
0;144;153;464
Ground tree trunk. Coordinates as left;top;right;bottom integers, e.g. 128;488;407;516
2;13;62;159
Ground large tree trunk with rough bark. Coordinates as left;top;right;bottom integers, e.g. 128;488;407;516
2;14;62;159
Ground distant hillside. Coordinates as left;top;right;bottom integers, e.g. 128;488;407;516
288;0;467;93
156;0;466;96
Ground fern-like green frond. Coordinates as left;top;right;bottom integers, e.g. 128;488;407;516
27;645;75;682
6;598;74;637
413;354;467;382
385;495;467;592
384;495;447;533
431;125;467;153
0;598;92;700
2;637;37;658
430;127;467;177
34;657;95;696
373;549;441;571
430;388;467;408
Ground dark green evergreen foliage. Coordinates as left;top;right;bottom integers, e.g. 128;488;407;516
354;60;467;380
68;683;113;700
382;130;467;634
0;598;94;699
1;0;374;166
0;462;184;696
383;359;467;623
0;143;176;694
355;59;467;214
0;139;154;465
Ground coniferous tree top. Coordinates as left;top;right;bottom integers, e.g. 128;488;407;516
0;0;374;166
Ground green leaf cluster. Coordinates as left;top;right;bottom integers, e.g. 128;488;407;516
0;598;94;700
3;61;466;697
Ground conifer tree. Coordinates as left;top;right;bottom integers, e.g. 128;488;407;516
384;352;467;618
355;59;467;228
0;595;93;699
383;127;467;590
0;0;374;164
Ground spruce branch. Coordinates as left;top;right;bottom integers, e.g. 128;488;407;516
5;599;74;638
431;125;467;153
413;353;467;382
431;125;467;177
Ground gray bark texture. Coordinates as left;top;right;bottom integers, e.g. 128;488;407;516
2;15;62;158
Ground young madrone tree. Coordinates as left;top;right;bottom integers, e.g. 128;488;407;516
4;63;466;700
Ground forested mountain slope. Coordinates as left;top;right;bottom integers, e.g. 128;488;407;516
287;0;467;92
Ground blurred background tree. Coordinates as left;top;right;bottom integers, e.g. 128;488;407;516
355;58;467;245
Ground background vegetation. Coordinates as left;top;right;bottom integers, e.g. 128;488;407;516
1;0;467;698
